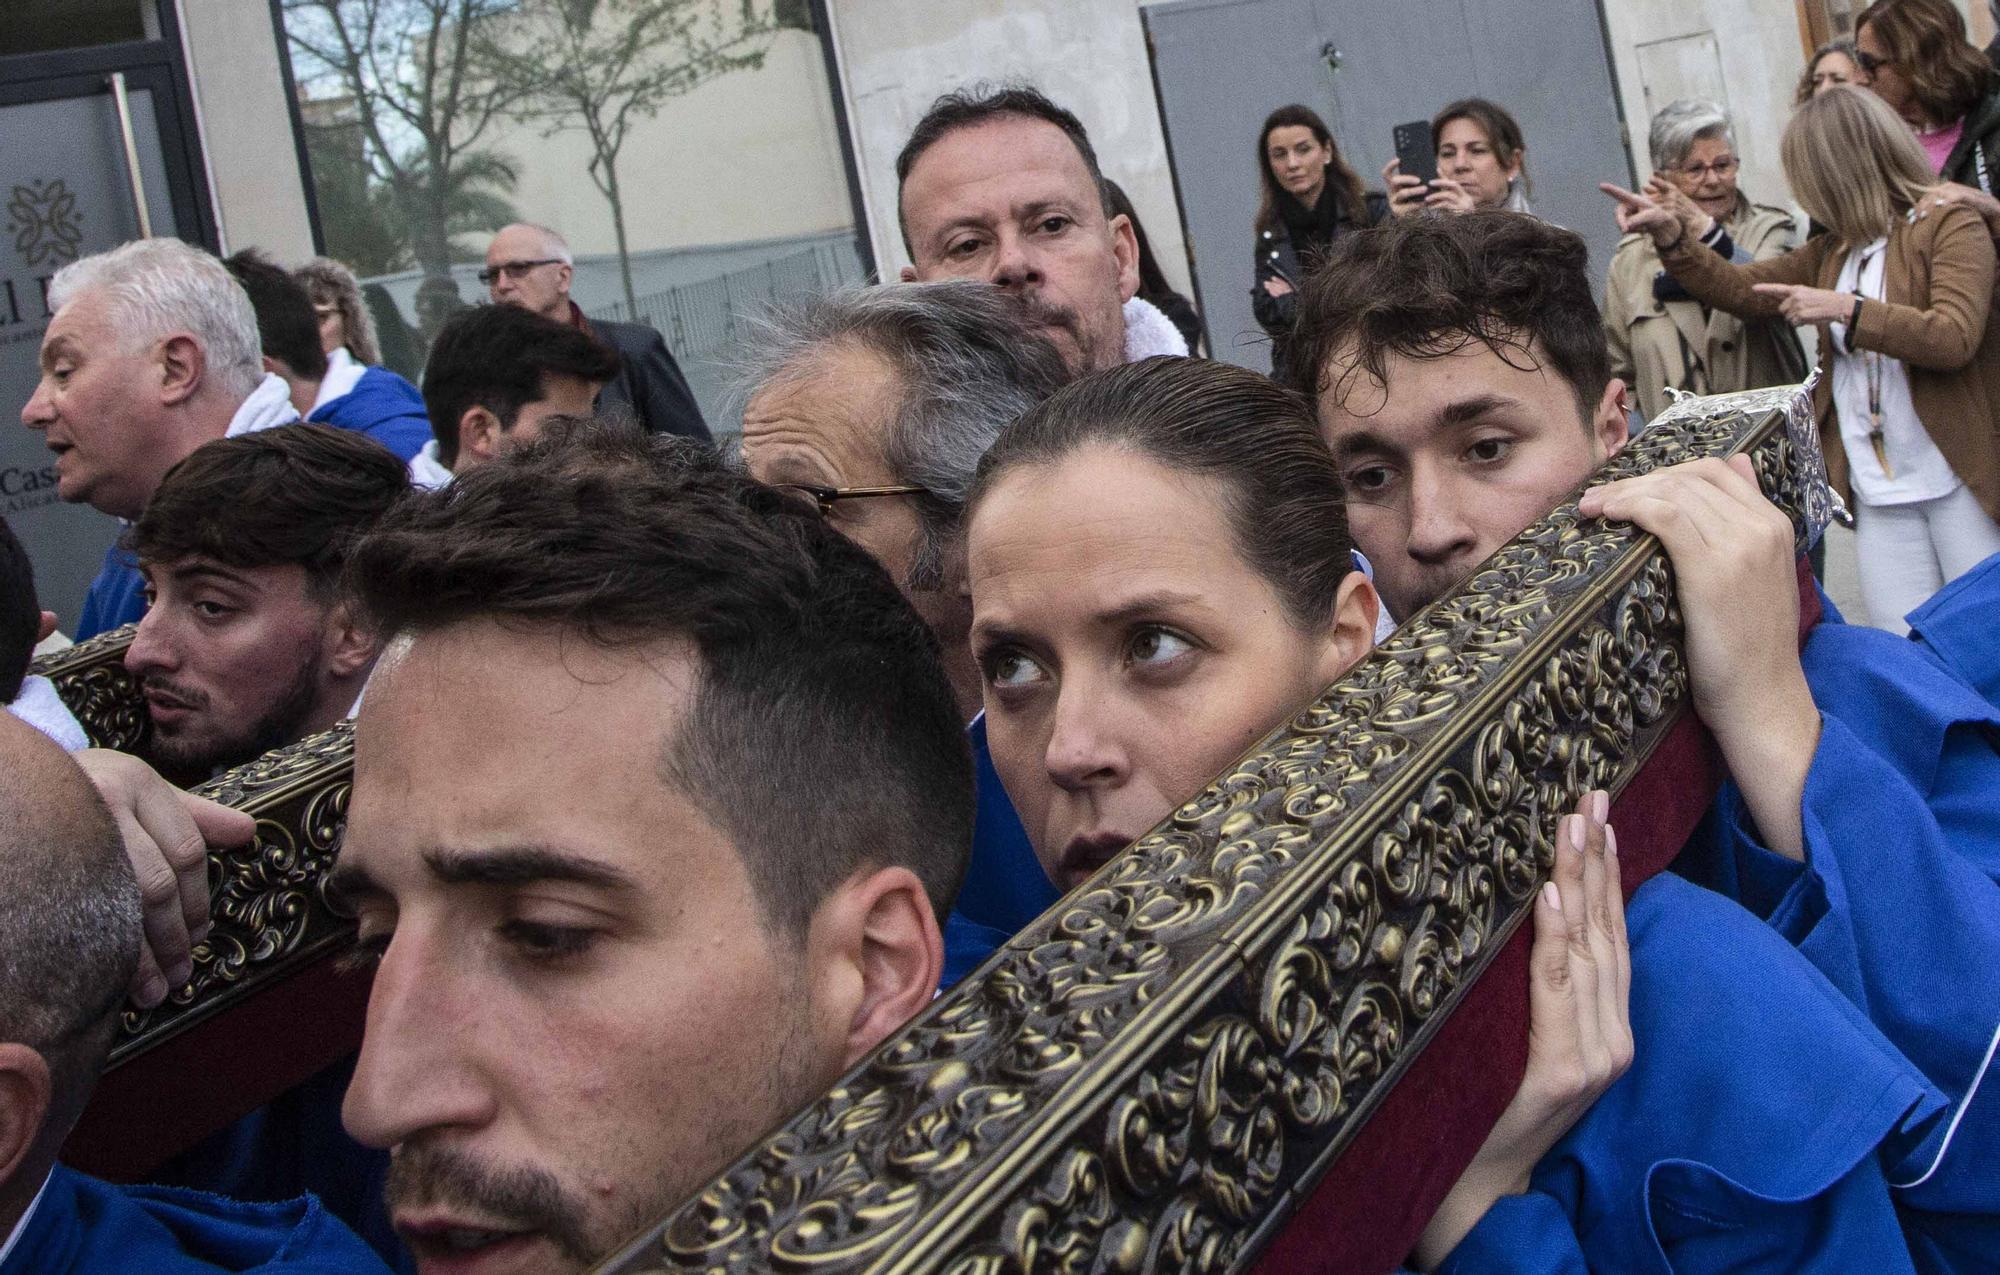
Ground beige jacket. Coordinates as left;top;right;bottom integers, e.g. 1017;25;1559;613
1659;201;2000;520
1604;200;1801;422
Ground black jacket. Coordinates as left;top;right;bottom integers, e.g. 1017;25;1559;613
1252;190;1387;384
1942;86;2000;196
579;309;710;441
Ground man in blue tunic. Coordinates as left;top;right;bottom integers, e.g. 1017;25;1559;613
19;239;301;639
1292;209;2000;1266
223;250;431;464
736;280;1073;984
0;712;388;1274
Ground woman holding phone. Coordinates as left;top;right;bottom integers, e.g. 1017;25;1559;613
1386;98;1532;217
1604;85;2000;632
1251;105;1384;381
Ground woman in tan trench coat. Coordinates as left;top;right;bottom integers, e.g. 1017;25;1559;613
1603;100;1807;423
1605;86;2000;633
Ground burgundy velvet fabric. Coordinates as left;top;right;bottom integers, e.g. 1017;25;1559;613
1256;563;1821;1272
64;959;373;1181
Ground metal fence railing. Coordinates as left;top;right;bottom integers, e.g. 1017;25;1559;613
594;240;861;363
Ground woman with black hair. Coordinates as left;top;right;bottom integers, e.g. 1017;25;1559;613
1251;105;1385;381
1102;179;1204;357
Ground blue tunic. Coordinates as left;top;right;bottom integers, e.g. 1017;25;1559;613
74;544;146;640
1437;876;1948;1273
308;366;432;464
1;1163;390;1274
1906;550;2000;714
939;715;1057;988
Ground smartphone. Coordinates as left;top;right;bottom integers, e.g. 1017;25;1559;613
1392;120;1438;189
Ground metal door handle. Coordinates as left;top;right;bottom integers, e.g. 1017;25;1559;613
108;71;153;239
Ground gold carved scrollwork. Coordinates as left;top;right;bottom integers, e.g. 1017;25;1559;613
29;624;148;752
594;383;1831;1275
108;722;358;1066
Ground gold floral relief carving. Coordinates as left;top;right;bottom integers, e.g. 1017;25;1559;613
108;722;358;1066
593;383;1830;1274
30;624;149;752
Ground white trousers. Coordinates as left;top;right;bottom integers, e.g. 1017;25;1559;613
1853;484;2000;634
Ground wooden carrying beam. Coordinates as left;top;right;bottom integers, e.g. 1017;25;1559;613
590;382;1835;1274
63;721;364;1179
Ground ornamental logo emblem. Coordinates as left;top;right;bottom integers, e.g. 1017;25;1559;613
8;178;84;267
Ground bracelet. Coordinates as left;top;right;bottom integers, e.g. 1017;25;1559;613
1850;296;1864;330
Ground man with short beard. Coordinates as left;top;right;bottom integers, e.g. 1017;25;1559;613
124;425;407;782
895;85;1189;374
330;422;969;1273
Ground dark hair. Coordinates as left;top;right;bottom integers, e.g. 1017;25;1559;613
1797;38;1863;107
895;84;1111;254
970;357;1356;630
344;420;974;936
1;518;37;703
1255;104;1369;236
1286;211;1610;422
1434;98;1532;198
224;248;328;383
1100;179;1176;308
131;424;410;601
421;304;621;467
1858;0;1998;126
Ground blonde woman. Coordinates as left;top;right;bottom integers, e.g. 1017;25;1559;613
1602;86;2000;633
294;257;381;365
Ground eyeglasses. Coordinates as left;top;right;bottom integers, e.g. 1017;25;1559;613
1675;156;1739;180
476;258;564;285
1855;49;1888;74
773;482;928;516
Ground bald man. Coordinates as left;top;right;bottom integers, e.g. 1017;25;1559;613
0;715;388;1273
481;224;709;441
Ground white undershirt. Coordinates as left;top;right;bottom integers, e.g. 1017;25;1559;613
0;1172;51;1268
1829;230;1962;506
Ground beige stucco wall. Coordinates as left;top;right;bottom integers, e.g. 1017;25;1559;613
175;0;314;258
824;0;1194;298
489;28;856;256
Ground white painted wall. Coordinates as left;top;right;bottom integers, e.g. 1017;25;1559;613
824;0;1194;297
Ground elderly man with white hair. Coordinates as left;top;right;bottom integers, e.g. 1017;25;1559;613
20;238;302;639
1601;98;1805;423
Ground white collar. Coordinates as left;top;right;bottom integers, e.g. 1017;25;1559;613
309;347;368;415
0;1171;51;1268
1122;296;1190;362
409;440;454;490
6;676;88;752
225;373;303;438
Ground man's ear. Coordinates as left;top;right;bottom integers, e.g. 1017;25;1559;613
898;263;919;283
1594;379;1632;458
0;1044;53;1189
457;406;504;464
35;612;57;644
811;866;942;1070
554;262;574;297
157;333;206;407
1317;570;1382;685
322;601;378;681
1108;212;1141;303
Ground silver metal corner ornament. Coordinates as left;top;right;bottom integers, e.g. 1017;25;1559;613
1651;375;1846;538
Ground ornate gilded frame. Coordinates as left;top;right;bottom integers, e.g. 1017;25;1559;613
592;384;1831;1273
30;624;148;752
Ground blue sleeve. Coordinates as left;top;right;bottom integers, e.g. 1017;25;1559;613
74;549;147;640
1697;713;2000;1218
1434;1193;1588;1275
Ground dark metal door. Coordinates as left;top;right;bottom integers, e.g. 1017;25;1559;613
1144;0;1633;376
1;39;214;629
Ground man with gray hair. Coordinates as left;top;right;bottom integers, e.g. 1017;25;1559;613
19;238;303;639
1600;98;1802;422
0;713;388;1273
482;222;709;441
739;279;1072;983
